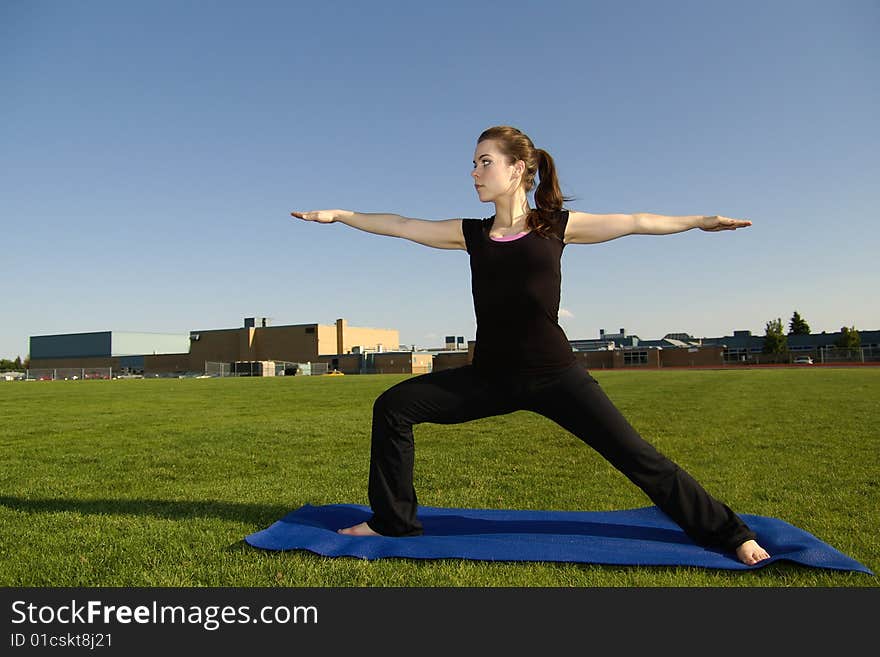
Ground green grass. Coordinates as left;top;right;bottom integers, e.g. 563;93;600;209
1;368;877;587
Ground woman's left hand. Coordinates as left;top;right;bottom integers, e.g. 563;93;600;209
699;215;752;231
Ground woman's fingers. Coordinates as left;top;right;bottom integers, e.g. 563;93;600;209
291;210;337;223
723;218;752;230
702;216;752;231
291;210;318;221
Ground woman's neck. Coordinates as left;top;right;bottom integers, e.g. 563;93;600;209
492;189;531;228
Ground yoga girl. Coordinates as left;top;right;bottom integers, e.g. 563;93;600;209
291;125;770;566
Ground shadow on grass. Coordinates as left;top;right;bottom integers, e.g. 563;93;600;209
224;539;259;553
0;495;294;526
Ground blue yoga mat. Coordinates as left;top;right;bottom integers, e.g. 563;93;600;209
244;504;872;573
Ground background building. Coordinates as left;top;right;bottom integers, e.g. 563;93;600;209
702;329;880;364
29;317;404;377
28;331;190;377
26;319;879;380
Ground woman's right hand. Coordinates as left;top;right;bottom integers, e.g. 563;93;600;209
290;209;350;224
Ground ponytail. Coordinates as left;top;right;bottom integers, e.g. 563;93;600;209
528;148;574;239
535;148;567;212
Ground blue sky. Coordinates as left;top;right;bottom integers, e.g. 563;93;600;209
2;0;878;360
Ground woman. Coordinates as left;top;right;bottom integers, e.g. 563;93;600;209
291;125;770;566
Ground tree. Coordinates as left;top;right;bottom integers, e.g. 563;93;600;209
835;326;861;350
788;311;811;335
1;356;26;371
762;318;788;356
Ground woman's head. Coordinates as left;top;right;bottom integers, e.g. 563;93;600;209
475;126;540;194
473;126;571;236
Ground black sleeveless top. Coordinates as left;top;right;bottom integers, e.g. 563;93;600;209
461;210;576;375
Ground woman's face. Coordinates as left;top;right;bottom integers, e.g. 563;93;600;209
472;139;524;202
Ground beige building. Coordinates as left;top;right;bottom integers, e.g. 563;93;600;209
188;317;399;368
29;317;409;376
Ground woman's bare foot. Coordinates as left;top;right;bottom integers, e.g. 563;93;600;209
736;539;770;565
337;522;381;536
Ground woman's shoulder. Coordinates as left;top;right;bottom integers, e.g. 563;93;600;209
460;216;492;252
459;216;494;231
532;208;569;240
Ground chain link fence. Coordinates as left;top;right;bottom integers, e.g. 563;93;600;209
25;367;114;381
722;346;879;365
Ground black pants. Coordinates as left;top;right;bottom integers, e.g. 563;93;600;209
365;362;756;552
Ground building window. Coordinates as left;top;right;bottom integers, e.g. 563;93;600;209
723;348;753;362
623;350;648;365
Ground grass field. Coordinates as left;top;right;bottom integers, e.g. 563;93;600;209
1;368;877;587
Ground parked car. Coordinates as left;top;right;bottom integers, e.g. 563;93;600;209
793;356;814;365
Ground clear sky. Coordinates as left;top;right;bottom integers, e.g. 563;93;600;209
2;0;878;361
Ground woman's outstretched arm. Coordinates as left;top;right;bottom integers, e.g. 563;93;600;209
291;209;466;250
563;211;752;244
